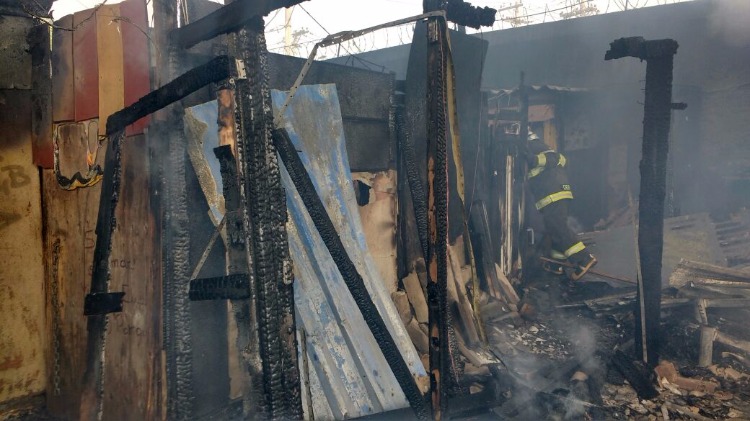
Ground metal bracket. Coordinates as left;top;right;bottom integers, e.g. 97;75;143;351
235;59;247;80
84;292;125;316
189;274;251;301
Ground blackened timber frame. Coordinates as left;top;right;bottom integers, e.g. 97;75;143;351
169;0;307;49
605;36;680;366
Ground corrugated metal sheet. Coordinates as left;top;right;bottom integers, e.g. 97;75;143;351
188;85;427;420
272;85;427;420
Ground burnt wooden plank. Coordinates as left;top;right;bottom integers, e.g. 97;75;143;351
96;4;125;136
52;15;75;122
100;135;163;420
611;350;659;400
73;9;99;121
0;90;45;404
169;0;306;49
42;170;101;420
31;23;54;168
120;0;151;136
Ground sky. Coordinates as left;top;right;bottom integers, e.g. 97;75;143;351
50;0;690;58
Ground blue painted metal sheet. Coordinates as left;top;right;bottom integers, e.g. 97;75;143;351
272;84;428;420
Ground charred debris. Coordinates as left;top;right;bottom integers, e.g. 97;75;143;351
2;0;750;420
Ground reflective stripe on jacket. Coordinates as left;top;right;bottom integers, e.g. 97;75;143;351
525;140;573;209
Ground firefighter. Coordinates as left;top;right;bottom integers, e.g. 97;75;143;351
523;129;597;280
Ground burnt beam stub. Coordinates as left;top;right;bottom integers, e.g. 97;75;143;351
170;0;307;49
423;0;496;28
605;37;678;61
605;37;679;366
83;292;126;315
423;0;495;29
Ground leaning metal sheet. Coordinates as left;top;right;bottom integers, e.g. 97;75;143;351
272;85;427;419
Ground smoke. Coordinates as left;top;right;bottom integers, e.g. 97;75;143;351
567;216;584;235
556;318;603;420
708;0;750;47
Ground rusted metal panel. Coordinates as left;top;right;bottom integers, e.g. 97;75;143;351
120;0;151;136
52;15;75;122
96;4;125;136
73;9;99;121
0;90;45;403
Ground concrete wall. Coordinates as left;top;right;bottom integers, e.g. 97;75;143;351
0;15;47;405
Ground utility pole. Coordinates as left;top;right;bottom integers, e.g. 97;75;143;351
284;6;293;56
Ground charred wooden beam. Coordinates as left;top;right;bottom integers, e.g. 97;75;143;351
79;131;125;421
169;0;307;49
605;36;678;61
395;94;429;261
153;1;195;416
425;16;450;420
105;55;234;136
232;21;302;419
272;127;429;419
611;350;659;400
83;292;125;315
214;143;266;413
605;37;679;366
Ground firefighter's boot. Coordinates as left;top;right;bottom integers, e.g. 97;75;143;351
542;249;566;275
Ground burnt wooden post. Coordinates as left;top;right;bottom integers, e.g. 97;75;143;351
421;2;494;419
229;19;303;419
605;37;679;366
424;14;451;420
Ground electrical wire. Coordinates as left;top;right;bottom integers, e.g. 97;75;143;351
296;4;395;72
496;3;585;21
